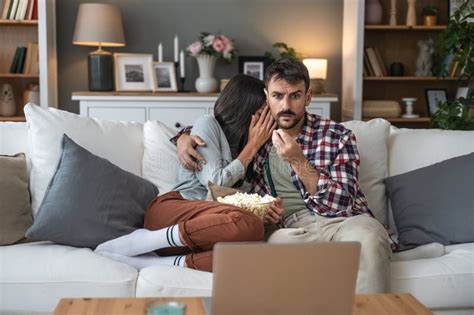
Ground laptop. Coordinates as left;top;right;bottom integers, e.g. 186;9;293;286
203;242;361;315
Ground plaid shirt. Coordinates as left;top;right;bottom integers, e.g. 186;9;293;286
252;112;373;218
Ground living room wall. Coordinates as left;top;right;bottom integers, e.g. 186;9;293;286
57;0;344;120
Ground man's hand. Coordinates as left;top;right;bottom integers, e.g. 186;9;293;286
263;197;284;225
272;129;305;164
176;134;207;171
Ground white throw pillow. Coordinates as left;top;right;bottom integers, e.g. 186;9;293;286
24;103;144;216
342;119;390;225
142;120;179;195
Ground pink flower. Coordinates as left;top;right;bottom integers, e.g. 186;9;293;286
204;35;215;46
212;37;226;53
187;41;203;56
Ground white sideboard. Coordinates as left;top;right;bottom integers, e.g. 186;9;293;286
72;92;338;132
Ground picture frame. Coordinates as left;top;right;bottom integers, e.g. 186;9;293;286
152;62;178;92
449;0;473;21
238;56;270;81
114;53;154;91
425;89;447;116
455;87;471;99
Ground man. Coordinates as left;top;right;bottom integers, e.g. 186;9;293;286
178;59;391;293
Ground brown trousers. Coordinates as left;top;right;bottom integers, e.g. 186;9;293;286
144;191;264;272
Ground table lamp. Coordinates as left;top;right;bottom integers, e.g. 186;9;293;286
73;3;125;91
303;58;327;94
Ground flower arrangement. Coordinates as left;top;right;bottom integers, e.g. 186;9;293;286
187;32;236;62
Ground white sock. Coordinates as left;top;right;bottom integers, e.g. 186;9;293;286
96;251;185;270
95;226;184;256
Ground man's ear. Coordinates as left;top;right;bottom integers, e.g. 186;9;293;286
306;89;312;107
264;88;268;97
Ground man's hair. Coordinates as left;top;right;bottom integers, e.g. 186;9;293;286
264;58;310;92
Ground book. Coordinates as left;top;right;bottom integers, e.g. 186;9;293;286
450;61;459;77
29;43;39;74
15;0;26;20
15;46;26;73
9;46;20;73
366;48;383;77
31;0;36;20
25;0;33;20
8;0;18;19
1;0;11;19
363;51;375;76
0;0;5;18
23;42;33;73
373;48;387;76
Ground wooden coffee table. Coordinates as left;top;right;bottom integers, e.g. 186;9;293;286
54;293;432;314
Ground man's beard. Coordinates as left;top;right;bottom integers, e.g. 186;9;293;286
276;110;302;129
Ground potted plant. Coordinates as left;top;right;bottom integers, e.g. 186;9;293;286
431;97;474;130
422;5;438;26
264;42;302;63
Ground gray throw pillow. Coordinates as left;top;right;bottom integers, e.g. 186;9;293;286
0;153;32;245
385;153;474;250
26;135;158;248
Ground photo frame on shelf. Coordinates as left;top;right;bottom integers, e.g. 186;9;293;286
455;87;471;99
425;89;447;116
114;53;154;91
152;62;178;92
238;56;269;81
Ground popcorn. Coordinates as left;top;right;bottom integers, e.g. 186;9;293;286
217;192;275;218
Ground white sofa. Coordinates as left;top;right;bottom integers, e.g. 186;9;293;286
0;105;473;315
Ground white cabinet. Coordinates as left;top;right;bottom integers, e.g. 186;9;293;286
72;92;338;131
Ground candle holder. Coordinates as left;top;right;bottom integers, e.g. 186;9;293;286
179;77;187;92
401;97;419;118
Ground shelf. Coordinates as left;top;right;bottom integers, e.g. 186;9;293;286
365;25;447;30
0;116;26;122
364;117;431;123
0;73;39;79
364;76;458;81
0;19;38;26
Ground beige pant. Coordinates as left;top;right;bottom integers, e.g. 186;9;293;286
267;210;392;293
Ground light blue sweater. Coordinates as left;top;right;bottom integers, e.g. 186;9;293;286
172;115;246;200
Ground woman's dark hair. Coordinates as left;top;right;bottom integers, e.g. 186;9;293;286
214;74;266;160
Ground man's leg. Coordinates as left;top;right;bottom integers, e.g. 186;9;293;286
329;215;392;293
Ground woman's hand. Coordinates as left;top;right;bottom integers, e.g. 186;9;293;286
248;106;276;149
177;134;207;171
263;197;284;225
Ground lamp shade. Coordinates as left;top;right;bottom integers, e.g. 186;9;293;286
73;3;125;47
303;58;327;80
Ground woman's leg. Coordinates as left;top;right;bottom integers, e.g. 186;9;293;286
96;191;264;257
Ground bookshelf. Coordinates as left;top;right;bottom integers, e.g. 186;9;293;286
342;0;460;128
0;0;57;122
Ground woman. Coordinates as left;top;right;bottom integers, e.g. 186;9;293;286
95;74;280;272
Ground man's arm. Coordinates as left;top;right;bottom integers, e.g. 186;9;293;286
303;131;361;216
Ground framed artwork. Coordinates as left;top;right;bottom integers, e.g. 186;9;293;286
152;62;178;92
114;53;154;91
449;0;473;21
238;56;270;81
455;87;471;99
425;89;447;116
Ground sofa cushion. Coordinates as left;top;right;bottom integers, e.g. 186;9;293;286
390;242;474;310
24;103;144;216
0;153;32;245
0;241;138;313
385;153;474;250
142;120;179;195
136;265;212;297
0;122;29;155
341;119;390;224
26;135;158;249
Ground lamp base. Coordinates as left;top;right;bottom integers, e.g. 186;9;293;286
88;49;113;91
310;79;325;94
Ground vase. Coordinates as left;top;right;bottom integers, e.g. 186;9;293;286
389;0;397;25
365;0;383;25
195;55;218;93
0;83;16;117
406;0;417;26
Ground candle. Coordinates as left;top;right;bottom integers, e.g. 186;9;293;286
158;43;163;62
174;35;179;63
180;50;185;78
